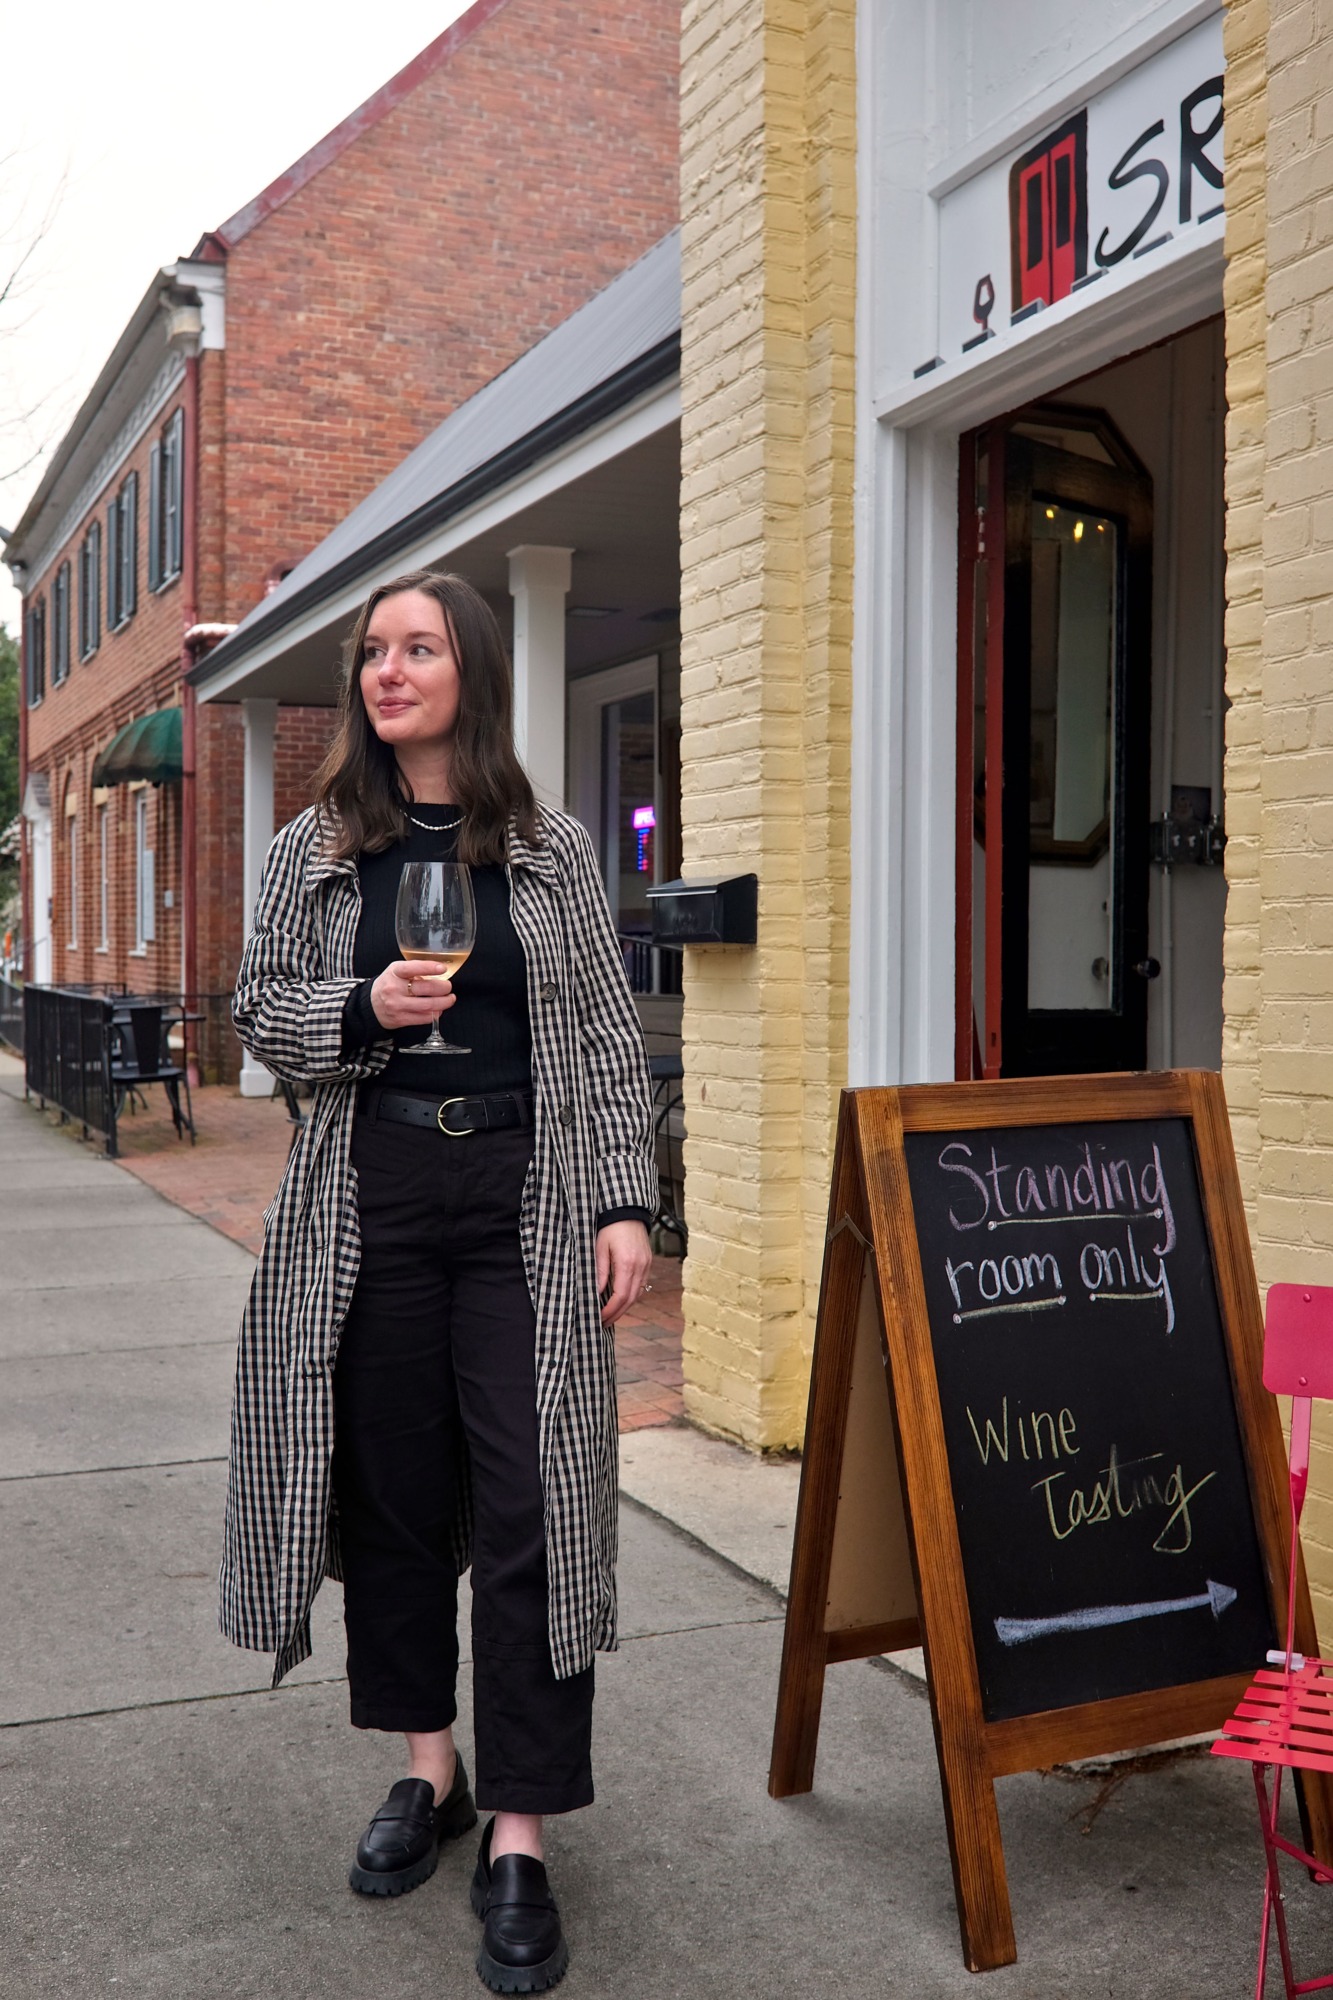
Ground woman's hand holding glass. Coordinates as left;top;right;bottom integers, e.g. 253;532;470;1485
369;959;459;1032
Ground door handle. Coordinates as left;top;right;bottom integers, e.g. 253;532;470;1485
1132;958;1162;980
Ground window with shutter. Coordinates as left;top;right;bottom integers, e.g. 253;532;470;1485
165;408;184;581
106;503;117;627
148;440;163;592
88;522;101;653
26;599;46;707
121;473;138;621
53;564;71;685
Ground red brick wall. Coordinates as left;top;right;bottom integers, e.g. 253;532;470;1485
25;392;189;768
23;393;191;997
195;350;227;624
194;701;244;1077
43;658;185;1001
220;0;680;619
274;707;337;831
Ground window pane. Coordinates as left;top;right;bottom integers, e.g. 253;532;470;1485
600;690;656;936
107;504;119;626
148;441;163;592
122;474;138;619
1026;499;1119;1014
99;806;109;949
54;565;70;682
166;408;184;578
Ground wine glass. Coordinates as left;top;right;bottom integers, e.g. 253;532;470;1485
395;861;476;1056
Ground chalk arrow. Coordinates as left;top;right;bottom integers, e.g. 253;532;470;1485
995;1579;1238;1647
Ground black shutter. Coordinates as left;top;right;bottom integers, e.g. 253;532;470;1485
148;441;163;592
122;474;137;620
54;565;69;682
26;600;45;706
107;502;119;627
90;522;101;649
77;543;87;659
166;407;184;580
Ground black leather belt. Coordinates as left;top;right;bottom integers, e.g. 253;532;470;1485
369;1087;535;1137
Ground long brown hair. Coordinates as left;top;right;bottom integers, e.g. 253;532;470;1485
313;570;541;865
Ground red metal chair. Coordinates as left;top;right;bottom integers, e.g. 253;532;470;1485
1213;1283;1333;1997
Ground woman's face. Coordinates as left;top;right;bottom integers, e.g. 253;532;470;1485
359;589;462;750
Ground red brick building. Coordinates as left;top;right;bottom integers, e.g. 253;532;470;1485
7;0;678;1075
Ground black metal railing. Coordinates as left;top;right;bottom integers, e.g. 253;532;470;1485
23;985;118;1153
0;974;22;1055
619;935;683;997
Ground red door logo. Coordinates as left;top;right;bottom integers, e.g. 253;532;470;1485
1009;111;1088;314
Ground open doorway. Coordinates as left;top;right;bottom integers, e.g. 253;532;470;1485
957;318;1226;1080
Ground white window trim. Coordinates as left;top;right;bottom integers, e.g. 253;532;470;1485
66;811;78;947
96;802;110;952
132;790;155;955
567;656;660;883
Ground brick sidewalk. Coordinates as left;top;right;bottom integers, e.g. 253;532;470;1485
112;1081;684;1431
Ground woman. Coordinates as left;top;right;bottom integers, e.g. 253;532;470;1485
222;570;656;1993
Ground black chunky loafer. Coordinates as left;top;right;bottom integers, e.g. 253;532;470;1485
349;1757;478;1897
470;1817;569;1993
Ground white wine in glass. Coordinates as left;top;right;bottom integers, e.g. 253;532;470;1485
395;861;476;1056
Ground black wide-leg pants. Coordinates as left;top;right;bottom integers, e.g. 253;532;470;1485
331;1095;594;1816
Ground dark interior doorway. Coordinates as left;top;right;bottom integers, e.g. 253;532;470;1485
958;407;1154;1078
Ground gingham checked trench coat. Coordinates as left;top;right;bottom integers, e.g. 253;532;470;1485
220;802;657;1686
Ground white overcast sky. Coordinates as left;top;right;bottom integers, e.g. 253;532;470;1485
0;0;475;634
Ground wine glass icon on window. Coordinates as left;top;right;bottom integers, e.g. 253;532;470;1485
395;861;475;1056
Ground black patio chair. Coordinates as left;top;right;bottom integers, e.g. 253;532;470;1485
648;1052;686;1249
109;1003;195;1143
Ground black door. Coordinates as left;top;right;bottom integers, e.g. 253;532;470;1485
998;435;1153;1075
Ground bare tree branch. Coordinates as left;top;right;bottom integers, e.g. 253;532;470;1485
0;153;69;493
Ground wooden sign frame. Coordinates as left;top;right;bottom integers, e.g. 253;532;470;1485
769;1071;1333;1972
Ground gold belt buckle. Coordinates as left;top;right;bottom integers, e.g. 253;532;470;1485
436;1095;474;1137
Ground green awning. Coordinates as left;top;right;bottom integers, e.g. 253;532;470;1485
91;708;183;787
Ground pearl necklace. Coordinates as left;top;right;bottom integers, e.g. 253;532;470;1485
405;806;464;831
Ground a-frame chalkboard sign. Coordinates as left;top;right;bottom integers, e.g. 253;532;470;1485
769;1072;1333;1971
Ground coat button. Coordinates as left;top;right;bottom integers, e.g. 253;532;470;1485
540;980;558;999
558;1104;575;1128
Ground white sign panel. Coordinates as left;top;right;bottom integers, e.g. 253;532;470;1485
932;14;1224;374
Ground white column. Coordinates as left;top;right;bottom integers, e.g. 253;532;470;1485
239;698;277;1097
507;545;572;810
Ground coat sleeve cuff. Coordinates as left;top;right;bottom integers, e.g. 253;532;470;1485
305;979;391;1081
596;1205;654;1232
596;1149;659;1220
340;979;381;1053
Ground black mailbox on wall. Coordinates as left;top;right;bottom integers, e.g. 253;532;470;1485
647;874;758;946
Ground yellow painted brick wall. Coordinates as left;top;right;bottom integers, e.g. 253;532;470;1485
678;0;856;1447
1221;0;1268;1220
1224;0;1333;1637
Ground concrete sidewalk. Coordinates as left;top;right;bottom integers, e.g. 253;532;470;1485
0;1060;1321;1996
